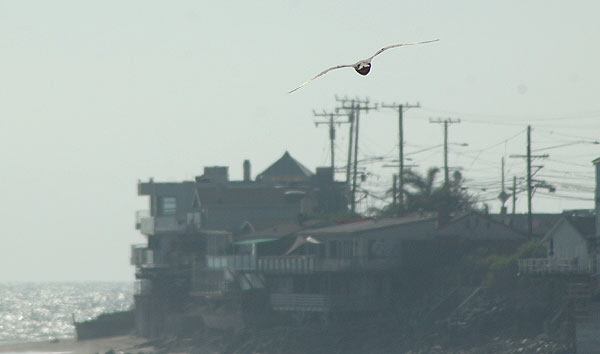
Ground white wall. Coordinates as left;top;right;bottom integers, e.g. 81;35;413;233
549;220;590;267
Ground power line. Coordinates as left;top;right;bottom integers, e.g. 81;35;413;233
420;107;600;122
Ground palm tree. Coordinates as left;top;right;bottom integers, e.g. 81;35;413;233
403;167;441;212
379;167;474;219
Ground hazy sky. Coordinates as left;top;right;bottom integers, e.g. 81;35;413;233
1;0;598;281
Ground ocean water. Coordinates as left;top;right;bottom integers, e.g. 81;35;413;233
0;282;133;345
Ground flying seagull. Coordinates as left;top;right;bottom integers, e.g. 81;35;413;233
288;39;439;93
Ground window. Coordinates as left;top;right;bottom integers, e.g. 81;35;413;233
158;197;177;216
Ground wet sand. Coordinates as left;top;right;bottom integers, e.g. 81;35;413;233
0;335;155;354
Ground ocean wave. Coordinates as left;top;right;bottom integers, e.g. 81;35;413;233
0;282;133;345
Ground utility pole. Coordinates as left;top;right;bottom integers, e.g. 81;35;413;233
382;102;420;214
511;176;517;215
336;96;377;213
313;110;348;174
392;174;397;207
498;157;509;215
527;126;532;235
346;109;355;185
353;102;361;213
510;126;549;236
429;118;461;187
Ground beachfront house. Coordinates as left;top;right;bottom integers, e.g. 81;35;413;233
257;215;438;316
131;152;348;337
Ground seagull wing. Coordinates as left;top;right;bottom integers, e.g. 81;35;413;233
365;39;440;62
288;63;354;93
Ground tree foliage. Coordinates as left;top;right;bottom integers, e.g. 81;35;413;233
379;167;475;217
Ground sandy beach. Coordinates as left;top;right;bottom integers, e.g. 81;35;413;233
0;335;155;354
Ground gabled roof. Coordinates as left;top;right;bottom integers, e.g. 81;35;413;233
256;151;314;183
565;215;596;238
541;213;596;243
490;213;562;237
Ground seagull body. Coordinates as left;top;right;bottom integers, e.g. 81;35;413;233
288;39;439;93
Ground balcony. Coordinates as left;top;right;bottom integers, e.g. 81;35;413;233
130;245;153;266
135;210;149;230
270;293;388;312
258;255;395;274
518;258;593;275
206;255;257;271
132;247;175;279
136;211;202;235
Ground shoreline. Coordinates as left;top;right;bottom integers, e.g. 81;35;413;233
0;335;154;354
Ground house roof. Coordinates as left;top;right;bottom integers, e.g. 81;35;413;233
256;151;314;183
239;219;335;241
297;213;437;238
564;214;596;239
490;213;562;236
541;213;596;244
437;212;527;241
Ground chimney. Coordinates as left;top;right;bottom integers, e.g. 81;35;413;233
315;167;334;183
243;160;251;182
202;166;229;183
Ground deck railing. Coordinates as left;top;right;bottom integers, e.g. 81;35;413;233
206;254;257;271
518;258;593;274
138;215;182;235
270;293;388;312
271;294;330;311
258;255;394;273
137;212;202;235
